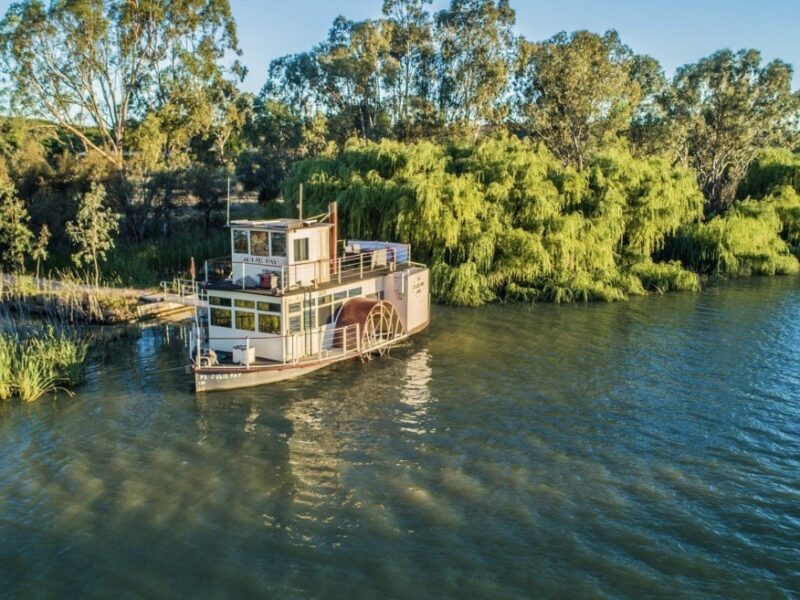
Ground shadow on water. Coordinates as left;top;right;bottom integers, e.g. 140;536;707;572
1;276;800;598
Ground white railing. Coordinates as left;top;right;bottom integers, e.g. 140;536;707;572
203;242;412;294
190;322;363;369
161;278;207;302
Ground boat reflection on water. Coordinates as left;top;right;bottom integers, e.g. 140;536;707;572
188;345;438;549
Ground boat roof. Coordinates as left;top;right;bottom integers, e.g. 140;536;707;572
229;218;332;232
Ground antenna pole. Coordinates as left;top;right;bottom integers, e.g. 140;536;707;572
298;183;303;221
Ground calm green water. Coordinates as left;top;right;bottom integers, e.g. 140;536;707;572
2;278;800;599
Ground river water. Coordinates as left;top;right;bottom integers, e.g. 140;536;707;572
1;277;799;598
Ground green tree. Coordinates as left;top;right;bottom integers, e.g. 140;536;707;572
381;0;437;137
66;183;119;286
31;223;49;281
239;98;328;201
0;0;241;168
667;49;799;212
0;0;244;239
514;30;645;170
185;165;226;234
0;181;33;273
435;0;516;128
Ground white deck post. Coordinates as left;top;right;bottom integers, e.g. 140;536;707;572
245;336;250;369
195;323;201;365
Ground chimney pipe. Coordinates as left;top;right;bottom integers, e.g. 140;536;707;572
329;201;338;275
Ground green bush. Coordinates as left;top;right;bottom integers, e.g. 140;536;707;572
673;199;800;276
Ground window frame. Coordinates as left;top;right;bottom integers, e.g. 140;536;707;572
234;310;256;332
233;229;249;254
270;231;286;257
250;231;269;256
293;237;309;262
210;307;232;328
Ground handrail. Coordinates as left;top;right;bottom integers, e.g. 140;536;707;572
190;321;363;368
204;242;413;293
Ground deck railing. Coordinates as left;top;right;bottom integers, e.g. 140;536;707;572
203;242;412;294
161;278;207;302
190;322;363;369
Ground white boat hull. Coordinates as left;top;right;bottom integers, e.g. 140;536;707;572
192;322;428;392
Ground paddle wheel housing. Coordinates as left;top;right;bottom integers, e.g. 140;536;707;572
333;298;406;356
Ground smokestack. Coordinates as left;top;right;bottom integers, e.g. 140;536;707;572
329;201;338;275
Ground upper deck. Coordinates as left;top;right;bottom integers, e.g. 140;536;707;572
204;212;417;296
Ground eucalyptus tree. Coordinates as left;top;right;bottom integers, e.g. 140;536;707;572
31;224;50;281
514;30;645;170
435;0;516;128
239;97;328;201
666;49;800;212
381;0;437;137
0;0;245;236
0;0;242;167
316;16;393;141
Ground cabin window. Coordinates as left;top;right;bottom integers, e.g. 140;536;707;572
303;310;316;330
258;314;281;334
251;231;269;256
294;238;309;261
257;300;279;312
234;311;255;331
233;230;249;254
210;308;232;328
288;302;301;313
209;296;231;307
234;299;255;309
320;294;332;305
318;304;333;325
348;287;362;297
270;232;286;257
289;316;301;333
333;290;347;301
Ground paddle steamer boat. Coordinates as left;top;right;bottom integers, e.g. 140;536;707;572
189;202;430;392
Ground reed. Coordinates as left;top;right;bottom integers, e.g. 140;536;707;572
0;334;13;401
0;327;88;403
2;273;137;324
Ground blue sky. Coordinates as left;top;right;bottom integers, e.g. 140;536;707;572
230;0;800;92
1;0;798;92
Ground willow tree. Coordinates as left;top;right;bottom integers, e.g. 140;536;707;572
514;30;645;170
284;136;706;305
667;49;799;213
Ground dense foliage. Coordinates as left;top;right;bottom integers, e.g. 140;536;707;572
0;0;798;303
283;137;707;304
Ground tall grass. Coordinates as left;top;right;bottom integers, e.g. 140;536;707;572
0;327;89;402
3;273;138;324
